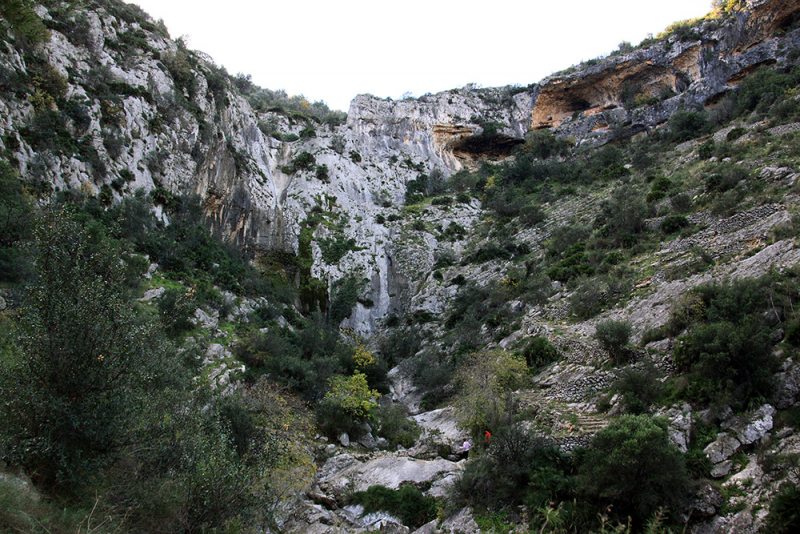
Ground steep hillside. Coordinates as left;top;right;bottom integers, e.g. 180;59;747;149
3;0;800;533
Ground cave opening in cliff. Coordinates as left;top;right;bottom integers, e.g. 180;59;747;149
451;133;525;161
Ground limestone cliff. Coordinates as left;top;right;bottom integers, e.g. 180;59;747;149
529;0;800;144
2;0;799;336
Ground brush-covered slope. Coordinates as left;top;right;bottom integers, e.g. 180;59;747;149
3;0;800;533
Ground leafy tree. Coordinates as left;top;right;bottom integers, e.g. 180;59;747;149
672;279;779;409
517;336;560;370
351;484;437;528
594;319;632;363
451;424;567;510
614;362;664;414
673;317;774;408
322;372;380;420
0;210;176;489
595;185;649;247
578;415;690;527
0;161;34;282
668;110;710;142
454;350;528;439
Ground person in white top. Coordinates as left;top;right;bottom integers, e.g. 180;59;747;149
459;439;470;460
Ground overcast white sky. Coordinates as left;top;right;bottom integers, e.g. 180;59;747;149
130;0;714;112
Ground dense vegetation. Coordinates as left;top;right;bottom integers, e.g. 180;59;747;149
0;169;385;531
378;56;800;532
2;0;800;532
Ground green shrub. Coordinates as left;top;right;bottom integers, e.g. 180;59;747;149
726;127;746;141
163;44;197;98
705;163;749;193
451;424;565;510
317;373;380;437
519;129;572;159
594;195;648;248
733;65;800;119
0;210;174;488
671;193;692;213
318;234;357;265
315;163;329;181
710;189;741;215
671;279;779;409
546;242;593;281
785;320;800;345
669;110;710;143
157;287;197;337
0;0;50;45
614;363;664;414
594;320;632;363
519;202;547;227
699;141;715;159
578;415;690;528
517;336;560;370
291;151;315;172
646;176;672;203
351;485;437;528
765;482;800;533
375;403;421;449
661;215;689;234
0;161;34;282
449;169;479;192
329;274;364;323
674;318;775;408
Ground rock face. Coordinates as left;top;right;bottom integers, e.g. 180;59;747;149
316;453;463;504
703;405;776;478
704;433;742;465
721;404;776;445
529;0;800;144
6;0;800;336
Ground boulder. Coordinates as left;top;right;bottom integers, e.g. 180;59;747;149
692;483;724;517
412;520;439;534
275;499;345;533
692;508;757;534
193;307;219;329
704;432;741;465
338;433;351;447
317;454;463;503
759;166;795;182
438;508;479;534
0;472;40;503
412;407;465;450
316;453;359;482
358;433;378;449
388;365;423;414
721;404;775;446
774;358;800;409
140;286;165;301
710;460;734;478
661;403;693;452
307;489;336;510
204;343;230;362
